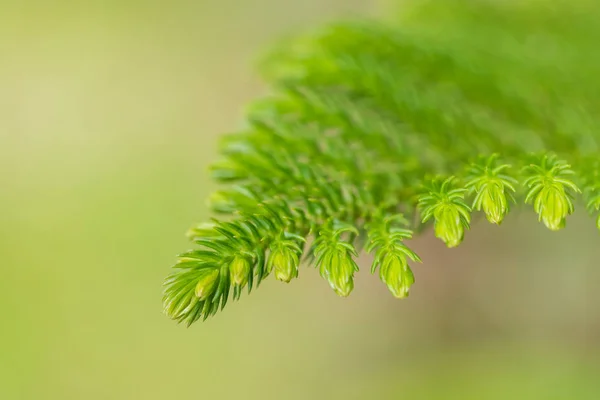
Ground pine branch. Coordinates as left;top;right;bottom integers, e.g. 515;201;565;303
163;0;600;325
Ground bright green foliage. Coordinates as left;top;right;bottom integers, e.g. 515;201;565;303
418;178;471;248
366;214;421;298
163;0;600;325
266;233;305;282
465;155;517;225
588;192;600;230
523;154;580;231
229;255;251;288
312;222;360;297
579;158;600;230
195;268;220;300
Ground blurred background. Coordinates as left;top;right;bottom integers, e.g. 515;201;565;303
1;0;599;399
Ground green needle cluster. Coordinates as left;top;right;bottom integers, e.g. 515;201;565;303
163;0;600;325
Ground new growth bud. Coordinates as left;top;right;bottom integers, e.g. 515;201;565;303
476;181;510;224
313;223;359;297
195;268;220;300
319;252;357;297
534;185;572;231
267;247;299;283
418;177;471;248
379;255;415;298
229;256;251;287
466;156;517;225
523;155;580;231
433;206;466;248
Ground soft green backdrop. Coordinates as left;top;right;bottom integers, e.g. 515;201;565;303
1;1;598;399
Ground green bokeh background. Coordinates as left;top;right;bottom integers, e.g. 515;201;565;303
1;1;599;399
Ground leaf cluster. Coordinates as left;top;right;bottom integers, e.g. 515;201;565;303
163;0;600;325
